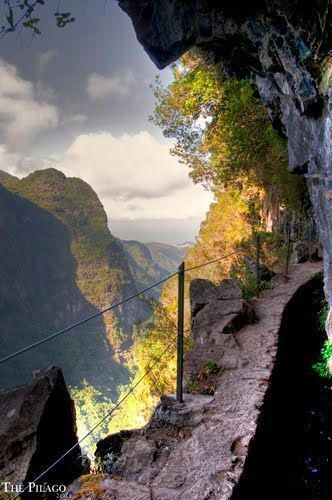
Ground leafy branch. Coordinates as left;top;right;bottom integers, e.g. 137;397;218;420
0;0;75;37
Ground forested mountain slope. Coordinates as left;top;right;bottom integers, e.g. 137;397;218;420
122;240;190;297
0;169;150;391
145;242;190;273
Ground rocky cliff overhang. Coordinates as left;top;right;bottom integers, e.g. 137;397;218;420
118;0;332;336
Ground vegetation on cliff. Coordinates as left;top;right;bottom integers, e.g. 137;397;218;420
123;240;189;297
0;168;155;405
103;51;311;435
313;301;332;379
1;169;149;343
0;180;128;392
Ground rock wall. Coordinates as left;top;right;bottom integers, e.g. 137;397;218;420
0;366;84;492
118;0;332;336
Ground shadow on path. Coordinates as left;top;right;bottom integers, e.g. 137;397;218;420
232;275;332;500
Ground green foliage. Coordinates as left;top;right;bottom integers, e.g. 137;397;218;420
151;50;306;215
71;380;115;456
231;259;271;300
313;341;332;379
2;168;137;343
1;1;75;37
312;300;331;379
186;380;198;394
204;361;218;374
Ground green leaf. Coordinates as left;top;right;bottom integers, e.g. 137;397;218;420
6;7;14;28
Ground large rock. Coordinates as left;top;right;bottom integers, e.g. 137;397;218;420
91;393;213;491
150;393;214;428
190;278;257;344
0;366;84;490
292;240;324;264
243;257;275;282
65;476;151;500
118;0;332;337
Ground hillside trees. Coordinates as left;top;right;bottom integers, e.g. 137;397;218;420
117;51;310;429
151;50;306;220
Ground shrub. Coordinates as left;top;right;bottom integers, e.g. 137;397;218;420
313;341;332;379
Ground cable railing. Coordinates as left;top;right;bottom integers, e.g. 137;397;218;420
13;313;237;499
0;252;241;365
1;242;277;496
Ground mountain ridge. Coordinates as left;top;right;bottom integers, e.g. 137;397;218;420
0;168;150;391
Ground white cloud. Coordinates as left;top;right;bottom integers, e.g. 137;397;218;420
56;131;213;220
37;50;57;72
0;144;56;177
0;58;59;150
0;129;213;226
86;69;134;100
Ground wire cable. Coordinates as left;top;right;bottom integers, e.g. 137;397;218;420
0;249;242;365
0;272;179;364
15;335;176;498
185;250;242;272
14;310;240;498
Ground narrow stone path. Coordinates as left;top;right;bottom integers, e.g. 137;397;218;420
232;270;331;500
66;262;323;500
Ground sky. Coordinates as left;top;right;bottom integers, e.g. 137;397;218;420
0;0;213;243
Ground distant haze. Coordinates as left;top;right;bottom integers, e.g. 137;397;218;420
110;218;201;244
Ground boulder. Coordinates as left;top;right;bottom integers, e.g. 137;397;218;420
216;278;243;300
189;278;220;317
292;241;310;264
94;429;157;482
292;241;324;264
190;278;243;317
0;366;84;490
150;394;213;428
190;279;257;345
95;430;155;476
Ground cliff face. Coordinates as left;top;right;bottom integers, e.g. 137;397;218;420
118;0;332;336
0;366;84;490
0;169;149;390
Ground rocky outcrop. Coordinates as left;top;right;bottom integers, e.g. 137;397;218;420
118;0;332;337
190;278;257;344
0;366;84;492
292;239;324;264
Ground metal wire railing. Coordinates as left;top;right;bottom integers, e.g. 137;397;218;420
2;245;271;496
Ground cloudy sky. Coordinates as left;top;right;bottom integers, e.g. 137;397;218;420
0;0;213;243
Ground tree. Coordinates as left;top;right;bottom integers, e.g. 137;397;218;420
151;50;305;213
